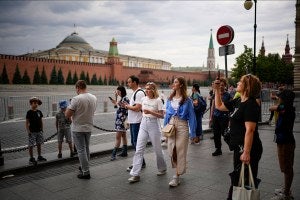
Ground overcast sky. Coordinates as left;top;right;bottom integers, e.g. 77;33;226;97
0;1;295;71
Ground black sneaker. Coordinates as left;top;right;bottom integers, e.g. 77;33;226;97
126;165;133;172
70;152;75;158
29;157;37;165
57;153;62;158
212;150;222;156
77;173;91;179
37;156;47;162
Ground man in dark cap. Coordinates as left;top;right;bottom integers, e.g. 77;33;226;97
269;89;295;200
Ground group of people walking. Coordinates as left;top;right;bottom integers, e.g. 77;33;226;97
25;74;296;199
109;75;197;187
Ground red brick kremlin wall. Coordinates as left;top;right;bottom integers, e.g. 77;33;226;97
0;54;215;85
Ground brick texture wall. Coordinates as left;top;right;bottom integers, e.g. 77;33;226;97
0;54;216;85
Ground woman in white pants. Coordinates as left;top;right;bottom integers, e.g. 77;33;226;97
128;82;167;183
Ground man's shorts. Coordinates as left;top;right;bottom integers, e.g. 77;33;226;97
28;131;44;147
57;128;72;143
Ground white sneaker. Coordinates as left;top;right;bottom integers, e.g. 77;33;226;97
274;188;293;197
128;176;140;183
271;193;294;200
157;170;166;176
169;176;180;187
275;188;284;195
161;141;167;147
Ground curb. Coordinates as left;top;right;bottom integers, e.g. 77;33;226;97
1;129;214;177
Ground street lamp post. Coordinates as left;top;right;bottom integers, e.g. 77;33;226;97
245;0;262;122
244;0;257;75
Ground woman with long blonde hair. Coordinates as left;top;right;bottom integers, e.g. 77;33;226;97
128;82;167;183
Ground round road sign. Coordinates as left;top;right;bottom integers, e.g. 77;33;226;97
216;25;234;46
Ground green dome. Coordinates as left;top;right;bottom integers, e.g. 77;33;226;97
57;32;93;50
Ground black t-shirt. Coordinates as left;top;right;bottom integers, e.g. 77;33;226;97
26;109;43;132
224;98;261;147
275;104;295;144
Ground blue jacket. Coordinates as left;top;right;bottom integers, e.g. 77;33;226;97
164;98;196;138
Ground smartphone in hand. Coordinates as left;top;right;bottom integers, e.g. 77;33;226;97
217;70;220;80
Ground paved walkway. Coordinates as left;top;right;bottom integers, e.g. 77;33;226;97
0;121;299;200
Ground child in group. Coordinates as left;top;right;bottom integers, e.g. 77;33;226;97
26;97;47;165
269;89;296;200
56;100;74;158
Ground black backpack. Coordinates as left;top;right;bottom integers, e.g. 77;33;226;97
133;89;146;101
193;95;207;114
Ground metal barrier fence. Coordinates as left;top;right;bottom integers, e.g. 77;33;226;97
0;92;127;121
1;90;296;122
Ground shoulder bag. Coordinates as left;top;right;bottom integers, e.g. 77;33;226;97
162;123;175;137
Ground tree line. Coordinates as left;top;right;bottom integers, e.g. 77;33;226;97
0;64;120;86
229;45;294;86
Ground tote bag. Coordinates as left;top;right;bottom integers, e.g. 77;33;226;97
232;163;260;200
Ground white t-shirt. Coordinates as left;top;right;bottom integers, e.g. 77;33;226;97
68;93;97;132
127;88;145;124
142;97;163;118
171;97;181;111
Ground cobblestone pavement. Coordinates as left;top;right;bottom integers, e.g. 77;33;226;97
0;123;299;200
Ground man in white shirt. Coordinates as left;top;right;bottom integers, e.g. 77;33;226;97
66;80;97;179
123;75;146;171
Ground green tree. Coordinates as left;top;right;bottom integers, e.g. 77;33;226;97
103;75;107;85
33;66;41;84
231;45;253;81
57;68;64;84
231;45;294;85
108;76;113;85
49;66;58;84
73;71;78;84
12;64;22;84
91;73;98;85
85;72;90;85
22;69;31;84
187;78;191;86
98;75;103;85
66;70;73;85
1;64;9;84
40;66;48;84
80;71;86;81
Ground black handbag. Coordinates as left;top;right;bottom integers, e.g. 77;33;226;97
223;127;234;151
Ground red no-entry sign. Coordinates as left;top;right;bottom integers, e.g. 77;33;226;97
216;25;234;46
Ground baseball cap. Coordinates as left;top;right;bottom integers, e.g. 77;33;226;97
59;100;68;109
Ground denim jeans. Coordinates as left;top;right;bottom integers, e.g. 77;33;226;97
129;123;141;150
195;112;203;137
72;131;91;175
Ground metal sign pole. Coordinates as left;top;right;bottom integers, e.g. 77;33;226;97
224;45;228;79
